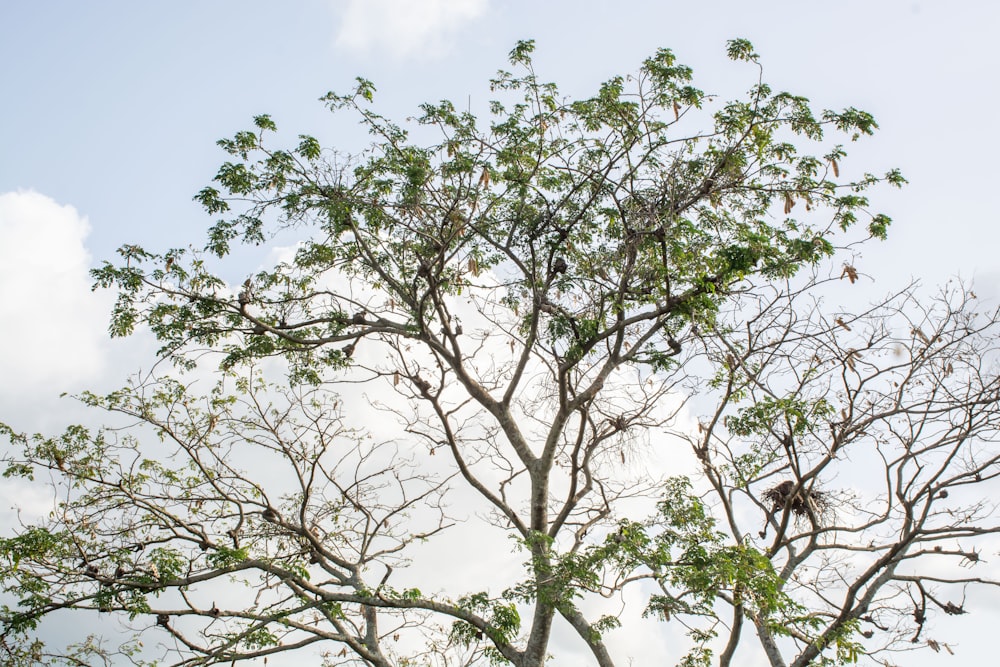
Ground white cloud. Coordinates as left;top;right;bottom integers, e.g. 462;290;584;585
0;191;111;406
334;0;488;59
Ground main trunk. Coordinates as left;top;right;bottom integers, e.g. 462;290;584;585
522;463;555;666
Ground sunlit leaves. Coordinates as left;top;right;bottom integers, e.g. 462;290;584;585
194;186;230;214
726;38;758;62
295;134;322;160
508;39;535;66
823;107;878;140
725;396;835;437
206;546;249;569
451;592;521;665
868;212;891;240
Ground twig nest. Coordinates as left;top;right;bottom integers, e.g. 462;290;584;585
764;480;828;517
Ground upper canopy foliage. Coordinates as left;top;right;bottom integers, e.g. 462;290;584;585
94;39;900;381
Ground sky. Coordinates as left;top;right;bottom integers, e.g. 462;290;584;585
2;0;1000;664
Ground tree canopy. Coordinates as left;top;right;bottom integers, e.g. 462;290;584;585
4;39;999;667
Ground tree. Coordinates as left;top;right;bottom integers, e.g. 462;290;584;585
3;39;998;667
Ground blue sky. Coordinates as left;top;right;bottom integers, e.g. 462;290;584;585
3;2;999;275
6;0;998;407
2;1;999;664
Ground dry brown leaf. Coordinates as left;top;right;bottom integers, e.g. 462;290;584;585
468;256;479;276
478;166;490;188
393;372;400;386
783;192;795;215
845;349;859;371
673;100;680;121
831;158;840;177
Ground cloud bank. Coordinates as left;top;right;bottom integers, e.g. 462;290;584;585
0;191;110;409
334;0;488;59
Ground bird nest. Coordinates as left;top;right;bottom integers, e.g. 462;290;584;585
764;480;829;517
